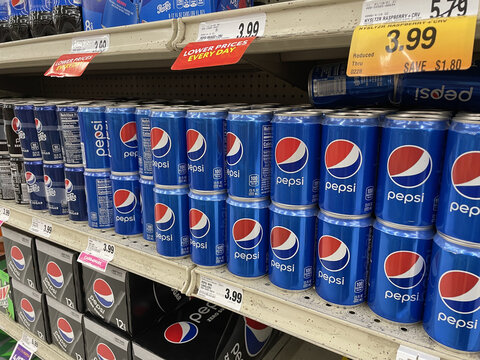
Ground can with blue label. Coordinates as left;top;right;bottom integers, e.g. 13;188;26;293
227;196;269;278
135;107;153;178
154;185;190;258
64;165;87;222
84;170;114;229
24;160;47;210
43;162;68;216
13;104;42;159
57;104;83;165
78;105;110;170
139;176;154;241
111;172;142;236
34;104;64;162
102;0;138;28
316;210;372;306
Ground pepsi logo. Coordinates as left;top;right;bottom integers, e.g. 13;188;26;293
11;117;21;134
226;132;243;166
21;298;35;322
387;145;432;188
384;251;426;289
275;137;309;173
47;261;64;289
151;127;172;158
57;317;74;343
439;271;480;314
95;131;104;139
10;246;25;271
244;318;272;356
186;129;207;161
44;175;53;188
25;172;36;186
120;122;137;148
65;179;73;193
325;140;362;179
232;218;263;250
96;343;116;360
93;278;114;308
318;236;350;272
35;118;42;133
189;209;210;239
113;189;137;214
270;226;299;260
11;0;24;10
451;151;480;200
155;203;175;231
164;321;198;344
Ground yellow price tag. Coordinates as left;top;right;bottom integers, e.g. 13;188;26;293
347;16;477;76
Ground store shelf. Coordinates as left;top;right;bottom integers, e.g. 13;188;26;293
0;200;195;293
188;266;475;360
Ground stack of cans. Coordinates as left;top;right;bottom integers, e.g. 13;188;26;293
0;101;16;202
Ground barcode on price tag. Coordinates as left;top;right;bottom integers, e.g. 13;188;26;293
197;276;243;311
0;207;10;223
30;218;52;238
197;13;266;41
78;238;115;272
71;34;110;53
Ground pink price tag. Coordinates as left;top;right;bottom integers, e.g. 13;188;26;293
78;252;109;272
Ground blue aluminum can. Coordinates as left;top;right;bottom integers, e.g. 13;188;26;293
111;172;142;235
154;186;190;258
43;162;68;216
13;104;42;159
24;160;47;210
423;232;480;352
34;104;63;162
64;166;87;222
135;107;153;177
319;112;380;215
271;111;321;206
375;112;449;226
84;170;114;229
226;110;272;199
436;114;480;243
189;190;227;267
226;196;269;278
78;105;110;170
186;108;227;192
57;105;83;165
139;176;154;241
316;210;372;306
106;105;138;173
269;202;317;291
150;108;188;186
368;219;434;323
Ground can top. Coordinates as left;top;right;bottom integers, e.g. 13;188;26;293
270;201;318;217
79;105;107;111
376;217;434;232
318;209;373;227
139;176;154;184
326;111;378;120
453;113;480;123
319;208;372;220
150;107;188;115
436;231;480;251
227;110;273;121
111;171;140;178
250;103;282;109
186;108;228;118
43;161;65;167
24;159;43;164
189;189;228;200
228;195;270;203
227;196;270;208
387;112;450;121
106;105;136;112
272;111;322;123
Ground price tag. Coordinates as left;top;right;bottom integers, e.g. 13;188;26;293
396;345;439;360
197;13;266;41
30;218;52;238
9;333;38;360
71;34;110;53
0;207;10;226
197;276;243;311
78;238;115;272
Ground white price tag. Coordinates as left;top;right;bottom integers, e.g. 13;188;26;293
197;13;266;41
30;218;52;238
396;345;439;360
0;207;10;224
9;333;37;360
20;333;38;353
71;34;110;53
197;276;243;311
78;238;115;272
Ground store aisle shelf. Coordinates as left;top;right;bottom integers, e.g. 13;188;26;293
0;200;194;293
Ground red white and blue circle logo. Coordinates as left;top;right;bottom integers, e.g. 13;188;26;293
384;251;426;289
35;118;42;133
57;317;74;344
226;132;243;166
244;318;272;356
233;218;263;250
44;175;53;188
96;343;116;360
65;179;74;193
151;127;172;158
325;140;362;179
387;145;432;188
275;137;308;173
95;131;104;139
164;321;198;344
451;151;480;200
11;117;21;134
439;270;480;314
93;278;114;308
186;129;207;161
11;0;25;10
25;172;36;186
189;209;210;239
47;261;64;288
120;122;137;148
270;226;299;260
11;246;25;271
155;203;175;232
113;189;137;214
21;298;35;322
318;235;350;272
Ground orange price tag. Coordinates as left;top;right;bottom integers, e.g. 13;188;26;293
347;16;477;76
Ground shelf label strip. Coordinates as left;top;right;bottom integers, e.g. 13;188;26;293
71;34;110;53
0;207;10;226
78;238;115;272
197;275;243;311
30;218;52;238
197;13;266;41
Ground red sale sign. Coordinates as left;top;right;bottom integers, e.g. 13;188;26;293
44;53;100;77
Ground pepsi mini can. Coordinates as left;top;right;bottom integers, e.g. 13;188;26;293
271;112;321;206
65;166;88;222
423;233;480;352
135;107;153;177
84;170;114;229
189;190;226;267
154;186;190;258
227;196;269;278
34;104;64;162
57;105;83;166
139;176;154;241
111;172;142;236
320;112;380;215
316;210;372;306
24;160;47;210
368;218;434;323
150;108;188;186
269;202;317;291
375;112;448;227
43;162;68;216
106;105;139;173
78;105;110;170
186;108;227;192
14;104;42;159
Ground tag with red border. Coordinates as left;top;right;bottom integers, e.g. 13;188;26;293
44;53;100;77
